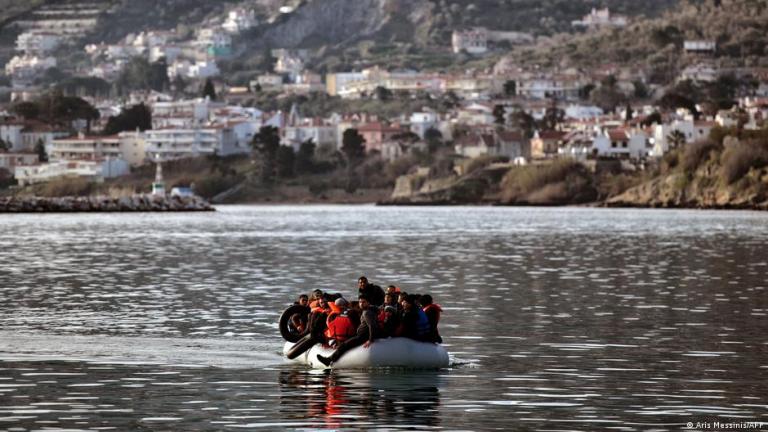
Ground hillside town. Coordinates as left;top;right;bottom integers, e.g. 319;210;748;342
0;1;767;201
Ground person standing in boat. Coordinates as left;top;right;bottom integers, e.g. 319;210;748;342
357;276;385;306
316;294;380;366
420;294;443;343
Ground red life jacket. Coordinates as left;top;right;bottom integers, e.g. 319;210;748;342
325;312;356;343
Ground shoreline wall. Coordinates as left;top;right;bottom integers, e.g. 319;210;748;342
0;195;214;213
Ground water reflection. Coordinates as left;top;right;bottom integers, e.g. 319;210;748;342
278;369;442;430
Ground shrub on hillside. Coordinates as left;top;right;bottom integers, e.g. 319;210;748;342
681;139;722;173
193;174;243;199
720;142;768;184
501;159;597;204
461;155;508;176
34;177;95;197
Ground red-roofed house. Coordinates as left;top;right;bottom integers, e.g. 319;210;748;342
357;122;405;153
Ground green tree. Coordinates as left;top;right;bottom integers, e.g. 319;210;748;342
424;127;443;153
667;130;687;149
373;86;393;101
276;145;295;178
633;80;649;99
509;108;535;138
202;78;217;100
34;139;48;162
11;101;39;120
103;103;152;135
295;139;316;174
341;128;366;192
251;126;281;184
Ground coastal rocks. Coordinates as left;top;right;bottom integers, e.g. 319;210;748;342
605;174;768;210
0;195;215;213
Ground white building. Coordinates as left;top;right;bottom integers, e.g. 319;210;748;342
16;32;61;55
409;112;440;139
0;152;38;171
452;28;488;54
167;60;220;79
50;134;123;161
649;119;715;157
565;104;604;120
593;129;648;159
684;40;716;54
223;8;257;34
5;55;57;80
283;118;337;151
572;8;627;28
15;158;129;186
143;125;248;161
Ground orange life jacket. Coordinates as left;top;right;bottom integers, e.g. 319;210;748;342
325;312;356;343
309;299;320;309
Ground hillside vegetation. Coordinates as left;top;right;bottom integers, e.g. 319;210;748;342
513;0;768;76
609;128;768;209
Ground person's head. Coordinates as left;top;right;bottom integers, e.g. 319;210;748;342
335;297;349;311
311;289;323;300
384;293;395;305
386;285;400;294
358;294;371;309
298;294;309;306
397;291;408;303
419;294;433;306
357;276;368;290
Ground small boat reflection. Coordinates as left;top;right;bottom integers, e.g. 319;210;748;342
278;369;443;429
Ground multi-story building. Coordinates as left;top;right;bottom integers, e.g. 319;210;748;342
452;28;488;54
50;134;123;161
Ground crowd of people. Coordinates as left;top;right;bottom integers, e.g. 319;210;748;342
290;276;443;367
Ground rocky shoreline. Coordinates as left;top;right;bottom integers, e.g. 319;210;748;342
0;195;214;213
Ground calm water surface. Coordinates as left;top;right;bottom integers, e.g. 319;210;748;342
0;205;767;431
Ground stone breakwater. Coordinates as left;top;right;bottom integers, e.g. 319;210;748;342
0;195;214;213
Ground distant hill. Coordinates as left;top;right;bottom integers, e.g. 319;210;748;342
229;0;682;73
507;0;768;79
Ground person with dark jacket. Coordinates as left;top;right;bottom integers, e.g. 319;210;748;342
420;294;443;343
357;276;385;306
398;294;430;341
317;294;380;366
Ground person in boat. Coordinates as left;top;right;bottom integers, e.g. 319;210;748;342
295;294;309;307
382;292;400;313
378;305;400;338
308;289;324;308
357;276;385;306
316;294;380;366
324;298;356;347
386;285;401;295
420;294;443;343
306;294;332;341
398;294;430;342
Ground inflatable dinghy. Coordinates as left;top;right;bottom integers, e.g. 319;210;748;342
283;337;450;369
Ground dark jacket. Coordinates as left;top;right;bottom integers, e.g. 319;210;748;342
399;307;430;341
